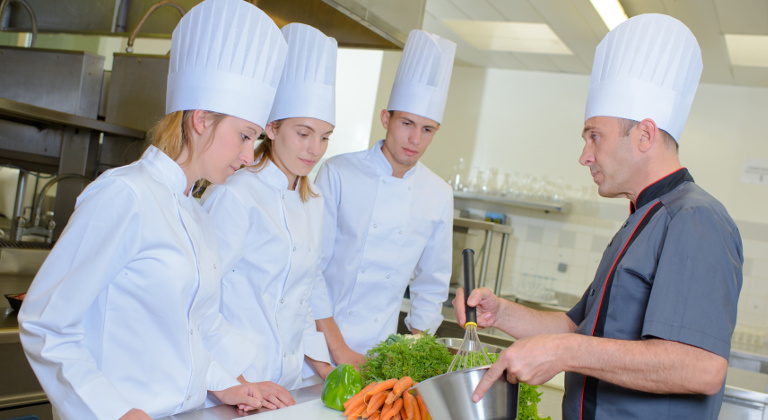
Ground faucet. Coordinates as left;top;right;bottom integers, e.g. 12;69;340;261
10;173;91;243
126;1;186;53
0;0;38;47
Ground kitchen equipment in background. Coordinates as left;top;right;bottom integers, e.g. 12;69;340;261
452;217;514;296
412;366;519;420
448;248;492;372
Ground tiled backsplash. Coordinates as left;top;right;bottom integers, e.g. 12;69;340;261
453;196;768;336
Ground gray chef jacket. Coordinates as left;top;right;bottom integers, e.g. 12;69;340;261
563;168;743;420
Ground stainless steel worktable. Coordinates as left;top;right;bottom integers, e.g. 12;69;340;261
155;384;341;420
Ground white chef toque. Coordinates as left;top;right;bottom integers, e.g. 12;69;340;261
584;13;702;142
267;23;338;126
387;30;456;125
165;0;288;129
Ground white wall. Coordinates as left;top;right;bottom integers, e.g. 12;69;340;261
441;67;768;225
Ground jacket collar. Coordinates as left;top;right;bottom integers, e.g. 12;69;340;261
630;168;694;213
258;159;293;190
142;145;189;197
369;139;419;179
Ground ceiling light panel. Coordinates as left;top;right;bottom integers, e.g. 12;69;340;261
443;20;573;55
725;34;768;67
590;0;628;30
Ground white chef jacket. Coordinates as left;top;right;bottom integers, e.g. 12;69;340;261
18;146;254;420
313;140;453;354
201;160;330;390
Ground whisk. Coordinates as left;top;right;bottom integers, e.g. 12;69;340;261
448;248;492;372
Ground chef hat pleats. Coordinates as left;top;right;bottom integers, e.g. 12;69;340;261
584;13;702;142
387;30;456;125
267;23;338;126
166;0;288;129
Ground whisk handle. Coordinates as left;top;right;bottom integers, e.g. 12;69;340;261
462;249;477;325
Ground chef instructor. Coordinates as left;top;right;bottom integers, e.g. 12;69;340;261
17;0;288;418
454;14;743;420
313;29;457;365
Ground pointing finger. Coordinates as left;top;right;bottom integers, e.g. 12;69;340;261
473;359;505;402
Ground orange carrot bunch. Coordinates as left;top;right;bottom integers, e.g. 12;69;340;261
342;376;431;420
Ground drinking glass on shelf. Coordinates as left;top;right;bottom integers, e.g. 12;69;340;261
485;167;498;195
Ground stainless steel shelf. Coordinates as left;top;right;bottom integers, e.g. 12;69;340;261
0;97;145;138
453;191;570;213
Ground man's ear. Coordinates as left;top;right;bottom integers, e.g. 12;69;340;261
380;109;390;129
636;118;658;153
191;109;208;135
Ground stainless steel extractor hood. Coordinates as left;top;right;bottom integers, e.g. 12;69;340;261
2;0;425;49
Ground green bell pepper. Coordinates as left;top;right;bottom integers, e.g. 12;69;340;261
321;364;363;411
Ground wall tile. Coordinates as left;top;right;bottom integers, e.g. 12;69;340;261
540;245;557;262
543;228;560;245
753;259;768;279
524;243;541;259
527;225;543;243
559;230;576;248
575;232;592;250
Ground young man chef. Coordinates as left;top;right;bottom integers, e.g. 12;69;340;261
453;14;743;420
313;29;457;365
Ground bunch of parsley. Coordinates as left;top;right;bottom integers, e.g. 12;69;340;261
359;333;454;385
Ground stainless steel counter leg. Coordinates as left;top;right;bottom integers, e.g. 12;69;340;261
479;230;492;289
10;170;27;241
494;232;510;296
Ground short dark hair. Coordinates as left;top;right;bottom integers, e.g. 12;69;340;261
618;118;678;152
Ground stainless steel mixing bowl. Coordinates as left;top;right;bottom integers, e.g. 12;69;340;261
412;366;518;420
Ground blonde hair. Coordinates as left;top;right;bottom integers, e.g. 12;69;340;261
250;119;319;203
149;110;228;164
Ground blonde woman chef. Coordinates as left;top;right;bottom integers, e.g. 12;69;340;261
201;23;335;405
17;1;288;419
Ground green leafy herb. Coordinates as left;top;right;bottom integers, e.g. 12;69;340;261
359;333;454;385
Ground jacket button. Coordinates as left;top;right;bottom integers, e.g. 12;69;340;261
281;299;285;304
348;311;353;315
386;275;390;279
590;289;596;296
373;224;377;228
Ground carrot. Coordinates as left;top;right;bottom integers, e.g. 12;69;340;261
365;378;397;401
393;412;402;420
400;403;408;420
346;382;378;409
344;398;365;416
368;413;381;420
381;398;404;420
346;402;366;420
365;391;388;416
385;377;413;404
415;394;429;420
403;392;418;420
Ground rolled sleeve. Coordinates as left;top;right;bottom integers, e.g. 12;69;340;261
642;207;742;359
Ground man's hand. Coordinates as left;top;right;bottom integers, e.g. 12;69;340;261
472;334;566;402
452;287;503;329
119;409;152;420
210;383;264;412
